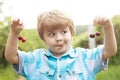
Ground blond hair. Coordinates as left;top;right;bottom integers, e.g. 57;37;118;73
37;10;75;39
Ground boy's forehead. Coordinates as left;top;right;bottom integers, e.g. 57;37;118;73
45;26;68;32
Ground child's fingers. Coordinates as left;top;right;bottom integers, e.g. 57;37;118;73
93;17;108;26
11;18;23;27
18;20;23;26
10;18;24;34
11;18;19;23
11;18;19;27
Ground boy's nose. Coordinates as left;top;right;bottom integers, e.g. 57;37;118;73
56;34;63;42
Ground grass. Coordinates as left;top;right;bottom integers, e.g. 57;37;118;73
96;65;120;80
0;65;17;80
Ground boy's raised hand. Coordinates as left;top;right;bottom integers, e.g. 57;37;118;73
93;17;112;28
11;18;24;35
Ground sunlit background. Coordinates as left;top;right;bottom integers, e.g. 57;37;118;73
1;0;120;28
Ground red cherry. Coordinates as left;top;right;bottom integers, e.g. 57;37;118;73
21;38;26;43
18;36;23;40
89;33;95;38
95;31;101;36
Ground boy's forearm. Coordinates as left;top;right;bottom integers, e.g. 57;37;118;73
103;24;117;59
5;31;19;63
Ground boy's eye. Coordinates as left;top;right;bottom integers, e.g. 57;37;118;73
61;30;67;34
49;33;55;37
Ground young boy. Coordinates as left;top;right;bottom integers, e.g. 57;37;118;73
5;10;117;80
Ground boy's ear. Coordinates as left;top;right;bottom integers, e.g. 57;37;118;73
41;38;45;42
42;38;46;43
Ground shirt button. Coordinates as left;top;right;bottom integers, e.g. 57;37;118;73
59;75;61;78
46;71;49;75
72;71;75;74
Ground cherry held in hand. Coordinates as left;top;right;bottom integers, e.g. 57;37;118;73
21;37;26;43
18;36;26;43
89;31;101;38
18;36;22;40
89;33;95;38
95;31;101;36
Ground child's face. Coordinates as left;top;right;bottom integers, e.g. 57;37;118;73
43;27;72;57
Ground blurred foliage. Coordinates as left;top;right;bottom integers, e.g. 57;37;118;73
0;17;11;68
96;65;120;80
75;25;88;35
111;15;120;65
72;32;89;48
0;65;18;80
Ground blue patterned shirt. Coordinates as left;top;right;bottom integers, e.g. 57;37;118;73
13;45;108;80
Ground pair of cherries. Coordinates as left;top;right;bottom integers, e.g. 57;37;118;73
18;36;26;43
89;31;101;38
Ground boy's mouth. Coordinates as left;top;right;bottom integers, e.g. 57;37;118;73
56;44;64;47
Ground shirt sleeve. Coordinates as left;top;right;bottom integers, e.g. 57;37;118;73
12;49;45;78
101;58;109;70
12;50;36;77
12;50;27;77
84;45;109;74
95;45;109;71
